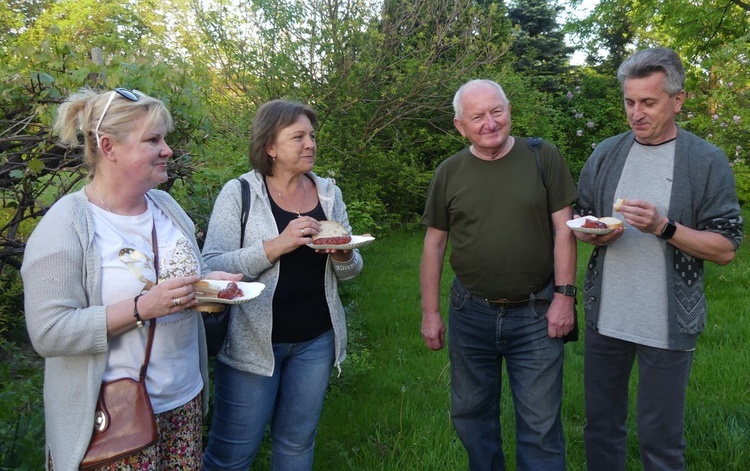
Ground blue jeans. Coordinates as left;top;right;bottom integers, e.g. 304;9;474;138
583;326;693;471
202;329;335;471
448;278;565;471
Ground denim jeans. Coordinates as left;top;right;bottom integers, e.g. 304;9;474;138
448;278;565;471
202;329;335;471
583;326;693;471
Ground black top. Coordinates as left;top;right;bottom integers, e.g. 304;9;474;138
266;178;332;343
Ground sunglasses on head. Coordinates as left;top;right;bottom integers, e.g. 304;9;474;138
94;87;143;147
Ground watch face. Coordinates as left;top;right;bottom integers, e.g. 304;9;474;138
660;220;677;240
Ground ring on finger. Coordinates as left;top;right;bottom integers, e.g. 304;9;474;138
173;297;181;307
301;228;305;236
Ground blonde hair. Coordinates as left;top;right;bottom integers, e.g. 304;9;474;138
52;87;174;177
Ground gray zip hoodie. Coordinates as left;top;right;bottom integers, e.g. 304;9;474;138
201;170;363;376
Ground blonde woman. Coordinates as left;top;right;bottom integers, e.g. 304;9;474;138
22;87;240;470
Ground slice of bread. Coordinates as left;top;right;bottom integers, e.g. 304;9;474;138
193;280;222;295
613;198;627;212
312;220;349;241
598;217;623;229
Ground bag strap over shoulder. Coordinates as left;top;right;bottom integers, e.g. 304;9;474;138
239;178;251;248
527;137;546;191
139;223;159;383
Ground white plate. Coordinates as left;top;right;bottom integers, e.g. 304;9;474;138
566;216;614;235
307;235;376;250
195;281;265;305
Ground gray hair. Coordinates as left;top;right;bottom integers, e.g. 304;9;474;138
453;79;509;120
617;47;685;96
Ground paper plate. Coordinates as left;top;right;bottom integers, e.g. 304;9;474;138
566;216;615;235
195;281;265;305
307;235;376;250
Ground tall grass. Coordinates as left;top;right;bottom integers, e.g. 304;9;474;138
311;216;750;470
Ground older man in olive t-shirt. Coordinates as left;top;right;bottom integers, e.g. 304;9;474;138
419;79;578;471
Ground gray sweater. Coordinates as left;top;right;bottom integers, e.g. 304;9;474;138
577;129;743;350
201;170;363;376
21;188;211;471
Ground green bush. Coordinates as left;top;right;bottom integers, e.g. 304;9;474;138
0;270;25;343
0;339;45;470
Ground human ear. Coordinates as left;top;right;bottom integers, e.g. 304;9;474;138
453;118;467;138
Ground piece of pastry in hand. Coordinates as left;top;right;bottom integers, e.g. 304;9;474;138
613;197;627;212
311;220;352;245
194;280;244;299
194;280;221;295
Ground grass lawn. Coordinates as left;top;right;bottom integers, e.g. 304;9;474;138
308;217;750;470
3;214;748;469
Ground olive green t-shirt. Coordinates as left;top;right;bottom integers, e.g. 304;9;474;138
422;137;577;300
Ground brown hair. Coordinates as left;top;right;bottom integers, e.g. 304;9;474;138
249;99;318;176
52;87;173;177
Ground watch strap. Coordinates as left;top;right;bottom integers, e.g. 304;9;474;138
554;284;577;297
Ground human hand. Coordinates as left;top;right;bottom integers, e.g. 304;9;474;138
571;214;624;246
278;216;321;253
421;311;446;350
323;249;353;262
617;199;666;236
546;296;575;338
140;274;201;320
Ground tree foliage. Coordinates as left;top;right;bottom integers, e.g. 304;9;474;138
0;35;209;272
507;0;575;92
567;0;750;202
183;0;516;228
2;0;750;288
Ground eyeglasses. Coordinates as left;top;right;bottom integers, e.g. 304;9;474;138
94;87;143;147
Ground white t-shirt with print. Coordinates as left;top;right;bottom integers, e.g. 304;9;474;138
91;198;202;414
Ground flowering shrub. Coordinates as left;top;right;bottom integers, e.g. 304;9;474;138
553;70;625;177
680;39;749;204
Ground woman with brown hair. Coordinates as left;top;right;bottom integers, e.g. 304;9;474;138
201;99;363;470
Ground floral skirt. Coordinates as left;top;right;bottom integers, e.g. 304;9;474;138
51;393;203;471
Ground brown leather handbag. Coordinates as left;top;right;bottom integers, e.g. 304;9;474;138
80;222;160;470
79;322;158;470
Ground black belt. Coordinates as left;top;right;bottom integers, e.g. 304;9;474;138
485;297;532;306
478;274;553;307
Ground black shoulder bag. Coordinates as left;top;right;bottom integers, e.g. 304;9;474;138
528;137;579;343
201;178;251;356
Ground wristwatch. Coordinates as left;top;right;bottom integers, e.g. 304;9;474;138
658;219;677;240
554;285;577;297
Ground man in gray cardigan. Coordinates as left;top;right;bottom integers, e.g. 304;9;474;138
575;47;742;471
